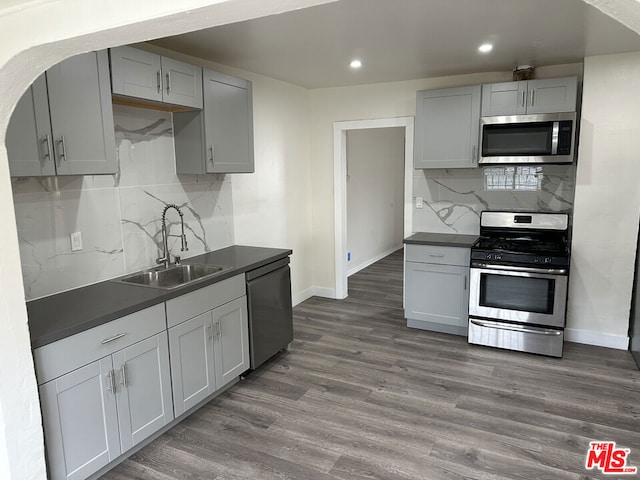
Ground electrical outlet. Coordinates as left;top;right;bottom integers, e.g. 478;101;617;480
70;231;83;252
416;196;423;209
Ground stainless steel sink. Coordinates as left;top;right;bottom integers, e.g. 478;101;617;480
113;263;231;289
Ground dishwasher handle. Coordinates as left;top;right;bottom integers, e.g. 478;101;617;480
246;256;290;281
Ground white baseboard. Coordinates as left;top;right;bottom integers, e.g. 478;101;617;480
347;245;403;277
292;286;338;306
565;328;629;350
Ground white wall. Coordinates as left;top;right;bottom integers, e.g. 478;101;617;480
346;127;404;275
567;51;640;349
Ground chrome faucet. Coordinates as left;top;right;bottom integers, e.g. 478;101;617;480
156;204;188;269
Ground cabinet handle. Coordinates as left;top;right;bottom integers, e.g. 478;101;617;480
471;145;476;163
120;363;127;388
209;145;215;165
428;253;445;258
101;332;126;344
41;134;52;161
464;275;467;290
57;136;67;162
156;71;162;94
530;90;535;107
216;320;222;340
106;370;116;394
208;323;213;342
166;72;171;94
521;91;526;108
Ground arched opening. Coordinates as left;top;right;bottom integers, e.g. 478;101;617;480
0;1;332;478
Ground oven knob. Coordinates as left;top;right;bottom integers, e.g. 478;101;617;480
495;254;502;260
485;253;493;260
544;257;552;264
534;257;540;263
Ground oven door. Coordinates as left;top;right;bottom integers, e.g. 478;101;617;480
469;265;568;328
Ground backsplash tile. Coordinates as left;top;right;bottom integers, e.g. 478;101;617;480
12;104;234;300
412;165;575;234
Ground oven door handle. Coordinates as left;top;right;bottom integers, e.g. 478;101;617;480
470;319;563;336
471;263;567;275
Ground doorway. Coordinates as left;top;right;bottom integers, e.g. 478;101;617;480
333;117;414;299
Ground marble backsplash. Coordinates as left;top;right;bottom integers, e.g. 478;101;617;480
12;105;234;300
412;164;576;234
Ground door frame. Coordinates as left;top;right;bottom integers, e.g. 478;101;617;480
333;116;414;299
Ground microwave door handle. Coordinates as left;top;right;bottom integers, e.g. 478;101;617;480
551;121;560;155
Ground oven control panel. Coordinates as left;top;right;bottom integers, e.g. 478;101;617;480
534;256;553;264
484;253;502;261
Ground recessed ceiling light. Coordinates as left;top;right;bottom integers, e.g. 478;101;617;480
478;43;493;54
350;59;363;69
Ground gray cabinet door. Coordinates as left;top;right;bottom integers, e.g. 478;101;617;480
161;56;203;109
404;261;469;331
203;69;254;173
168;312;216;417
39;357;120;480
526;77;577;114
213;296;249;387
481;81;527;116
110;46;163;103
6;75;55;176
47;50;117;175
414;85;481;169
113;332;173;452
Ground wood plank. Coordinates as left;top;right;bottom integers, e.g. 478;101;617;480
101;249;640;480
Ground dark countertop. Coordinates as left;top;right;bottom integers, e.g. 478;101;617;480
28;245;292;349
404;232;479;248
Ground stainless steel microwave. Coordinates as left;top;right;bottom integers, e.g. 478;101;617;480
479;112;577;165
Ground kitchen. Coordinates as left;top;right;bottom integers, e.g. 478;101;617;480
2;0;640;479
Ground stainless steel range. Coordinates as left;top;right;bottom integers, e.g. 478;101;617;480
468;211;570;357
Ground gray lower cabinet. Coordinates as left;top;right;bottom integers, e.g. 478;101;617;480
34;304;172;480
6;50;117;177
404;244;470;336
109;46;203;109
39;357;119;480
414;85;481;169
167;274;250;418
174;69;254;174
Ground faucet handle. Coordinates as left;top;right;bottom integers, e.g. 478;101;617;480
174;255;181;265
181;234;188;252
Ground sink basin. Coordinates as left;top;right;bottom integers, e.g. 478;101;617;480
114;263;231;289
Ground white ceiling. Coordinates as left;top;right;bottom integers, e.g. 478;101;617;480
150;0;640;89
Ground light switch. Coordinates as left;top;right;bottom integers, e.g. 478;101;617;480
70;231;83;252
415;197;423;209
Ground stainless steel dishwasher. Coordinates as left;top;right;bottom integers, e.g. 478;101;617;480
246;256;293;369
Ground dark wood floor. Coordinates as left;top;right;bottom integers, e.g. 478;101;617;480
102;249;640;480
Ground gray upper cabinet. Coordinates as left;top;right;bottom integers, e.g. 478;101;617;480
174;69;254;174
6;51;117;177
481;77;577;116
414;85;481;169
110;46;203;109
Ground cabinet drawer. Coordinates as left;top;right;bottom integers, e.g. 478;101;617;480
405;244;469;267
166;274;245;328
33;303;165;385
